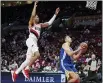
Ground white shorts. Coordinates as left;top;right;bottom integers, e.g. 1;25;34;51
26;37;39;57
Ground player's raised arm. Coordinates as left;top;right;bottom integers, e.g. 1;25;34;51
29;1;38;27
40;7;60;28
62;43;81;56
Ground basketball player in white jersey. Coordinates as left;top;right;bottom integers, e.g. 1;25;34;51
11;1;60;82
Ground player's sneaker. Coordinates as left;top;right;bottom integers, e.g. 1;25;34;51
11;70;18;82
22;69;30;79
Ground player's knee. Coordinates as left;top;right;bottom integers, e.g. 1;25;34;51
37;53;40;57
72;73;79;82
75;75;80;83
34;51;40;58
76;78;80;83
34;53;40;58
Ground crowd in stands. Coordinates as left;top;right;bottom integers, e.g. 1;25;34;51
1;24;102;72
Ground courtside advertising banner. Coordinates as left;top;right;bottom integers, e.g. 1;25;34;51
1;72;66;83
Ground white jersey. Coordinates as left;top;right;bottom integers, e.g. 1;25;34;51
29;24;41;39
26;24;41;56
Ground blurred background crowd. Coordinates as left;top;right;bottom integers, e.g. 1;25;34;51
1;1;102;83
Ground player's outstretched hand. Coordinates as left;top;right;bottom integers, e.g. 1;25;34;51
34;1;38;7
55;7;60;15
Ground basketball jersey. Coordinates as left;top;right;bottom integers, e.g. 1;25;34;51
60;48;74;66
29;24;41;39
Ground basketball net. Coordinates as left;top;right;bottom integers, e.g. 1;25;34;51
86;1;97;10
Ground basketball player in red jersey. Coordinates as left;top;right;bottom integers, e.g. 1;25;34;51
11;1;60;82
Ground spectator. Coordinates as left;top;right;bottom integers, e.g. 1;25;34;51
43;63;52;72
85;54;91;63
1;67;10;72
83;54;100;83
12;61;18;70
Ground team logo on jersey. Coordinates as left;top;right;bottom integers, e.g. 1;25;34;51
35;27;41;31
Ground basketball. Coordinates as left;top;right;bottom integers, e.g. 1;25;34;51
80;42;88;53
80;42;88;49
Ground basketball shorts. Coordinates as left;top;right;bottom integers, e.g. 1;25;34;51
26;37;39;58
60;63;77;73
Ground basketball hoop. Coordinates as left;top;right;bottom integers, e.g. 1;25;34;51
86;1;97;10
